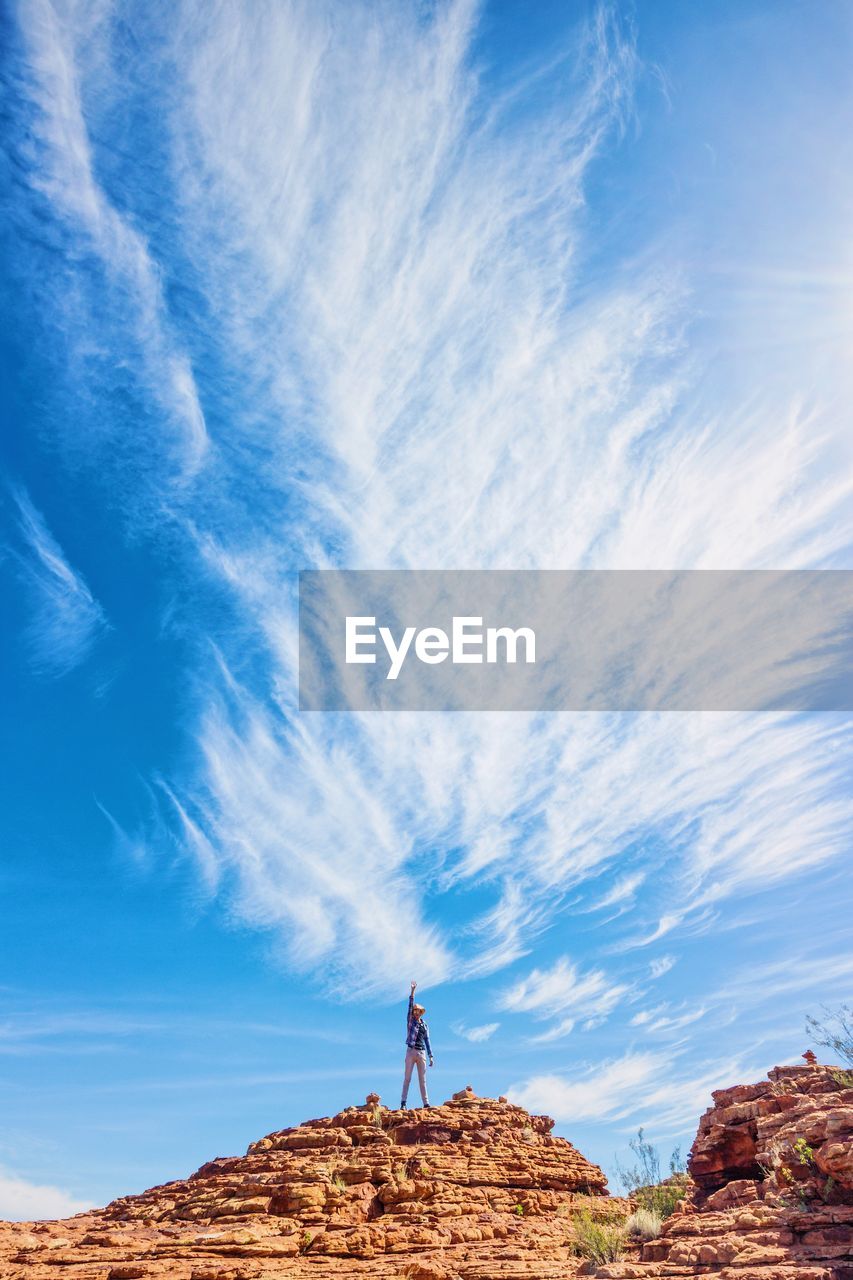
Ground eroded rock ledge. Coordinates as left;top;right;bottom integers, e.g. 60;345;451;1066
0;1088;620;1279
2;1067;850;1280
599;1063;853;1280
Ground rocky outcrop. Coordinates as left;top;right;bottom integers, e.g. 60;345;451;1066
4;1064;850;1280
0;1090;622;1279
598;1062;853;1280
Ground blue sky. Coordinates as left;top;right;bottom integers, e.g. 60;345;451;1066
2;0;852;1221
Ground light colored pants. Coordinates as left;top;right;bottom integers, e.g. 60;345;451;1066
401;1047;429;1106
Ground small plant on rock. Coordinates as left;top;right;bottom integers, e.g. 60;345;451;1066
570;1208;625;1265
299;1230;313;1253
626;1207;662;1241
645;1178;689;1219
793;1138;815;1166
514;1203;524;1215
614;1129;689;1220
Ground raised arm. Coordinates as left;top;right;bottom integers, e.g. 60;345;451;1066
407;980;416;1026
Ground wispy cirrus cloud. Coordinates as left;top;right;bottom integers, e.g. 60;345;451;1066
7;0;853;1008
451;1021;500;1043
499;956;631;1040
593;873;647;911
510;1050;670;1122
188;676;454;989
629;1003;706;1034
14;0;207;479
169;1;851;996
509;1047;753;1132
7;486;107;676
723;950;853;1007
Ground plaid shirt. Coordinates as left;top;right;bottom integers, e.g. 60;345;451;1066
406;991;432;1057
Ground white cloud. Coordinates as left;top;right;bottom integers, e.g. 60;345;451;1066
0;1168;91;1221
499;956;630;1036
594;873;647;910
16;0;207;477
508;1048;753;1131
649;956;676;980
629;1004;706;1034
451;1021;499;1043
146;0;853;994
12;0;853;1002
183;676;453;997
460;879;552;980
509;1050;672;1122
726;951;853;1006
533;1017;576;1042
615;913;685;952
11;487;107;676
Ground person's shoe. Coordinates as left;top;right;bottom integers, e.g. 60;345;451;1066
400;1101;407;1110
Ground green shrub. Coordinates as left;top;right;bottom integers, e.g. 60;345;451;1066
635;1174;689;1220
615;1130;688;1220
793;1138;815;1166
626;1207;662;1240
570;1209;625;1264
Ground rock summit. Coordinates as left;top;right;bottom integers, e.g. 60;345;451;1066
2;1065;851;1279
0;1090;618;1278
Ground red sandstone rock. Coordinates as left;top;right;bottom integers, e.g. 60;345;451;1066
4;1064;850;1280
0;1092;619;1279
600;1062;853;1280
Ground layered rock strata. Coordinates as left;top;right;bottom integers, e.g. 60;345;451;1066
6;1065;850;1280
0;1091;620;1279
598;1063;853;1280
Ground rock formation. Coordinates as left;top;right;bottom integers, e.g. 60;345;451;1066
0;1090;622;1279
3;1065;850;1280
599;1062;853;1280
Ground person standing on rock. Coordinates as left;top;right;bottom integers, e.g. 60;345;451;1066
400;980;434;1109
